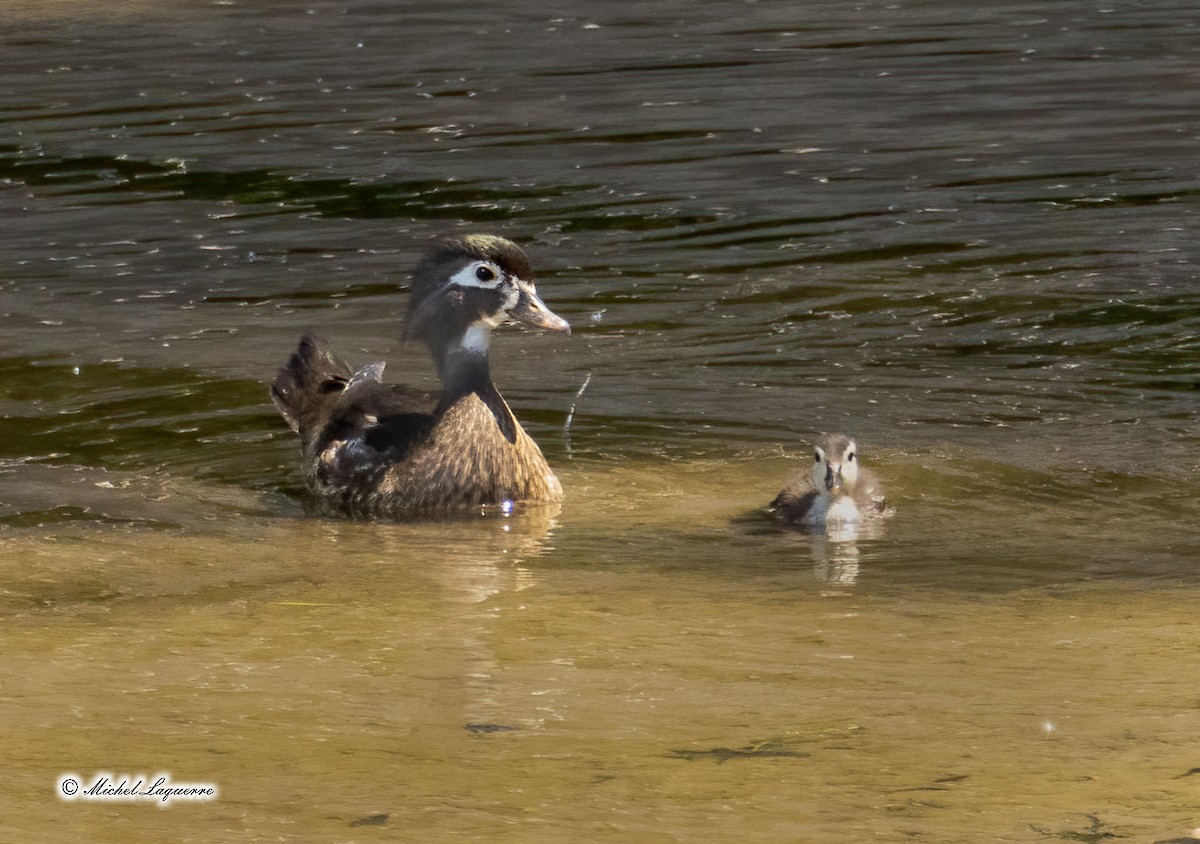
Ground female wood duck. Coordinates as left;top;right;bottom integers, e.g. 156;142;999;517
769;434;886;528
271;234;570;518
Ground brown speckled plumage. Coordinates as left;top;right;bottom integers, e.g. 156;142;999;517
271;235;568;518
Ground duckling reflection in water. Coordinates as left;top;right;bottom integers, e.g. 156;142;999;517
769;434;887;530
271;234;570;519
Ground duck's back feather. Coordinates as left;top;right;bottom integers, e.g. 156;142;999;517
272;335;560;517
270;334;351;436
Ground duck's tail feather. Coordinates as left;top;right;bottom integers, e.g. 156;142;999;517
270;335;352;435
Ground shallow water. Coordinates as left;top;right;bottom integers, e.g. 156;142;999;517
2;0;1199;841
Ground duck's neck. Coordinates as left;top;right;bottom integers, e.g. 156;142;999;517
437;346;494;399
430;324;518;442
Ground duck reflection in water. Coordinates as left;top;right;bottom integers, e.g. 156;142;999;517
769;434;889;585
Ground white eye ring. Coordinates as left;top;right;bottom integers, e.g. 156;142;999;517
450;261;504;290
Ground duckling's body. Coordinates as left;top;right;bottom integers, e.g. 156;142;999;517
271;235;569;518
770;434;886;528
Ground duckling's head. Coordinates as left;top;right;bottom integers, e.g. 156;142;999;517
812;434;860;499
406;234;570;357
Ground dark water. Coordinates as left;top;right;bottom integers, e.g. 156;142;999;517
2;1;1199;841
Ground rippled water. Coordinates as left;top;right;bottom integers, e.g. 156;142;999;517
2;1;1199;841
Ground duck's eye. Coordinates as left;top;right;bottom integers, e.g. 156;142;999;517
475;265;497;282
813;452;821;463
847;452;856;463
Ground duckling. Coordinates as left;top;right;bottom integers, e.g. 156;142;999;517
769;434;886;527
271;234;570;518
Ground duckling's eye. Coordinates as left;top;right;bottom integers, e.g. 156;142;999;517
813;452;821;463
847;452;856;463
475;265;497;282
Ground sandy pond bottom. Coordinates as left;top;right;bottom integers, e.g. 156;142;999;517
1;456;1197;843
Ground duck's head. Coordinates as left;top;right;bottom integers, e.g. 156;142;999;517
405;234;570;360
812;434;860;499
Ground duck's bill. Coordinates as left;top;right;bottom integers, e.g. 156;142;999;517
824;470;843;496
511;280;571;335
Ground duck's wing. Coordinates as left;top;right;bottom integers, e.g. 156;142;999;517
325;361;439;462
768;472;818;522
347;361;386;389
855;467;887;514
273;335;439;461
